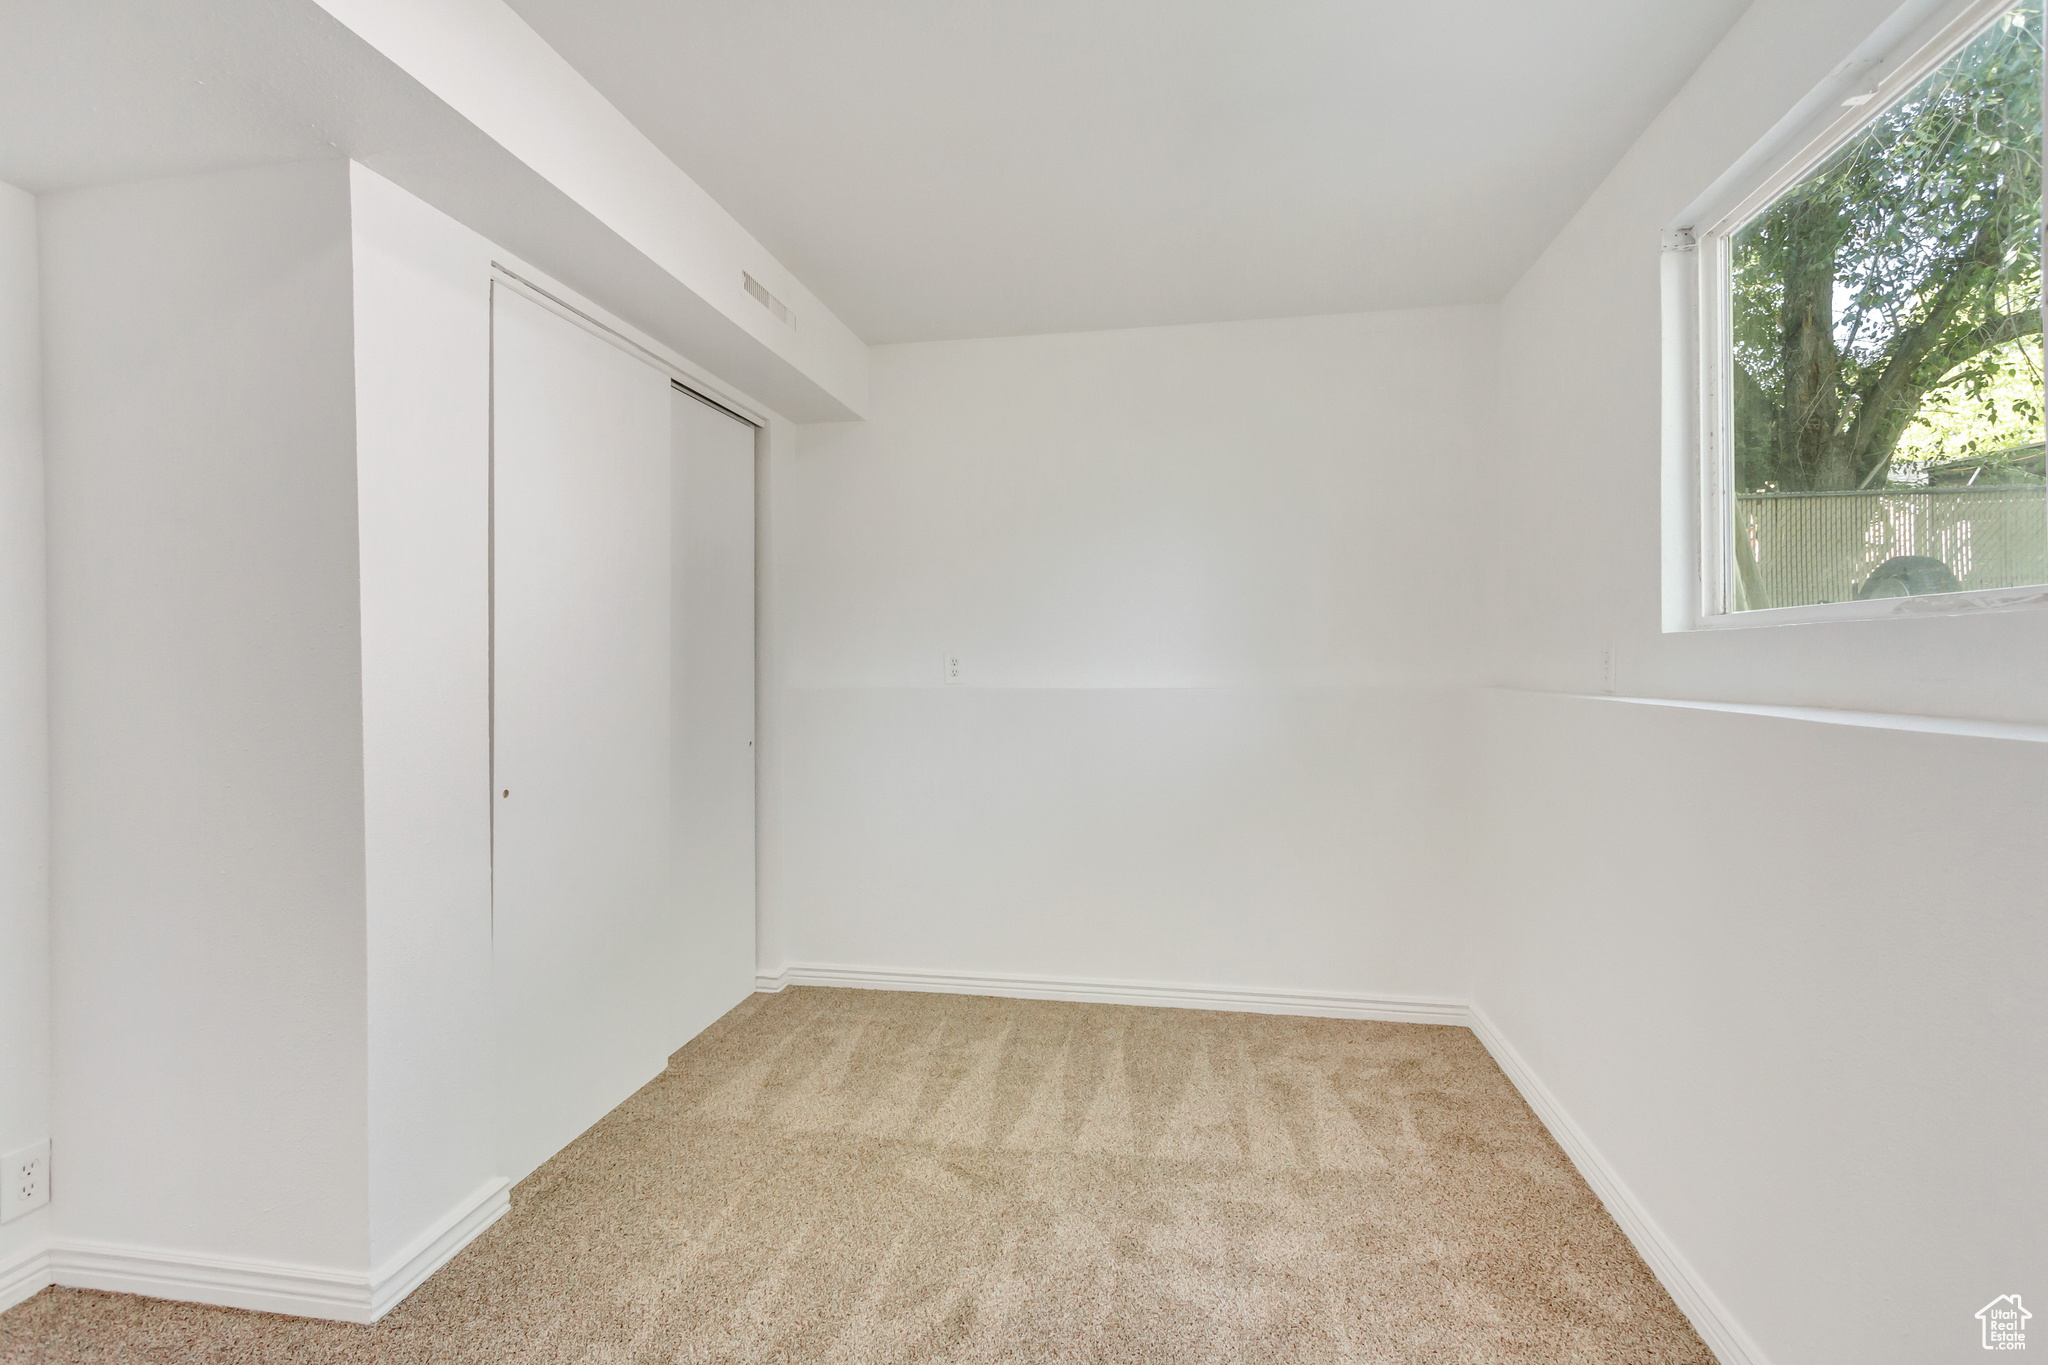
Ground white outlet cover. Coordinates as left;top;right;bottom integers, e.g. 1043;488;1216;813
1;1139;49;1222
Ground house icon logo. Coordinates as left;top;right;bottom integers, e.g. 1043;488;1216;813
1978;1295;2030;1350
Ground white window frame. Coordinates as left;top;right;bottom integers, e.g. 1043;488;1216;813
1665;0;2048;631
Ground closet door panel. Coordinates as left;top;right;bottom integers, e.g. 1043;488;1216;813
670;391;758;1046
492;286;672;1184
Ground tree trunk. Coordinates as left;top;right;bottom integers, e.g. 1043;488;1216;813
1774;196;1850;488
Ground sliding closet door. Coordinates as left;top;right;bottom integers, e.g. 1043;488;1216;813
670;389;757;1043
491;286;673;1183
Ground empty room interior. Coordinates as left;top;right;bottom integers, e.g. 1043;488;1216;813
0;0;2043;1361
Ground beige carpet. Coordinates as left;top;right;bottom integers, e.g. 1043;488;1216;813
1;987;1712;1363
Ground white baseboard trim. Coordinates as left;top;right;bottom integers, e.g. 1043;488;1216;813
47;1175;511;1325
755;962;1469;1026
52;1240;374;1323
0;1244;53;1316
1467;1004;1770;1365
368;1176;510;1321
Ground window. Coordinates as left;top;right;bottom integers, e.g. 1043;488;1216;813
1685;0;2045;623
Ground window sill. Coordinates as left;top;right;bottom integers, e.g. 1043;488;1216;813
1677;582;2048;631
1482;688;2048;744
1593;693;2048;744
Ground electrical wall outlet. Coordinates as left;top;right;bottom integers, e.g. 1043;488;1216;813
1;1140;48;1222
943;652;963;686
1600;643;1618;695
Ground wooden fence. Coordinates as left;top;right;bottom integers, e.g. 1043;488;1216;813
1734;486;2048;609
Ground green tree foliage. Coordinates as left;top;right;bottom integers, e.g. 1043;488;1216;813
1732;1;2043;492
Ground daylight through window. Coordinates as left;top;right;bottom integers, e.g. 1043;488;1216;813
1723;0;2045;611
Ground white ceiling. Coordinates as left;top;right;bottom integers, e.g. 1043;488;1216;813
504;0;1756;344
0;0;867;420
0;4;353;193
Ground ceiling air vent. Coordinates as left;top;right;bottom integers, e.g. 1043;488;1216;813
742;272;795;330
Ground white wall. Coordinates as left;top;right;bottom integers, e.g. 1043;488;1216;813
30;151;787;1311
0;179;50;1294
1476;0;2048;1358
768;309;1492;998
348;164;498;1272
1470;693;2046;1365
42;161;372;1269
